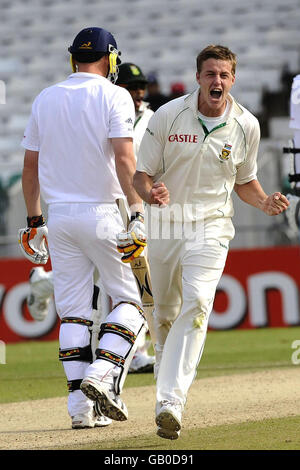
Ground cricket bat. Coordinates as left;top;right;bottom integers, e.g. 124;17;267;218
117;199;156;344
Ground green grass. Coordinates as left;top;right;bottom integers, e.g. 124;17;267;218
55;415;300;451
197;326;299;378
0;340;66;403
0;326;299;404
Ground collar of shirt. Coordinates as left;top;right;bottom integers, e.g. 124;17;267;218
68;72;108;80
184;86;244;124
136;100;150;117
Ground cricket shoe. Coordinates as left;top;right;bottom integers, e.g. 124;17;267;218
80;376;128;421
27;267;53;321
72;406;112;429
155;400;182;440
128;351;155;374
157;427;180;440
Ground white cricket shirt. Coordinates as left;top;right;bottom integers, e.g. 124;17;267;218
137;87;260;220
133;101;154;158
290;74;300;130
21;72;135;204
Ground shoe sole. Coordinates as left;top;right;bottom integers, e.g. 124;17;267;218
157;427;180;440
156;410;181;434
94;418;112;427
72;417;112;429
72;422;93;429
80;380;128;422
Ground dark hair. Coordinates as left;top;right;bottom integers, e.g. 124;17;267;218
196;45;237;75
72;51;107;63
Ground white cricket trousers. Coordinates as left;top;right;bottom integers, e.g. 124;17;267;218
147;216;234;409
293;130;300;192
47;203;142;417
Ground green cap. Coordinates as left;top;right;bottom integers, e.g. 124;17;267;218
116;63;148;85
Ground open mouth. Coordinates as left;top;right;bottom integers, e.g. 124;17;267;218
210;89;222;99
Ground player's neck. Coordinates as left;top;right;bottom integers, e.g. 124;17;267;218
76;59;108;77
198;101;227;118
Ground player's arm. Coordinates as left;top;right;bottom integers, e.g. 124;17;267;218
18;149;49;264
113;137;147;262
22;150;42;217
234;179;289;216
133;171;169;206
112;137;143;214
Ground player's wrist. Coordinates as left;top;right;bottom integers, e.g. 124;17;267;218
130;212;144;223
27;214;46;228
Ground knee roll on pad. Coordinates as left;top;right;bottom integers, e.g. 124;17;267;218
113;301;145;318
59;317;93;364
95;301;146;394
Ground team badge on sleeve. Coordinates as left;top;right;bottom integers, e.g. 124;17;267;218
219;142;232;162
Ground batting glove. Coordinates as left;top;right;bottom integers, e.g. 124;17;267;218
18;215;49;265
117;212;147;263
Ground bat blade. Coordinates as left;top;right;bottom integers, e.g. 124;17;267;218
130;255;156;345
130;255;154;307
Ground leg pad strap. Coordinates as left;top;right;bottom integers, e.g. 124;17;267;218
95;348;125;367
98;322;137;345
59;344;93;362
67;379;82;392
61;317;93;328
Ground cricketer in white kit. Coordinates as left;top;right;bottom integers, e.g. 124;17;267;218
289;73;300;170
284;74;300;237
19;27;147;429
133;45;289;439
26;62;156;376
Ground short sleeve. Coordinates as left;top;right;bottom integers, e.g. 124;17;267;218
136;108;167;177
235;116;260;185
21;100;40;151
109;87;135;139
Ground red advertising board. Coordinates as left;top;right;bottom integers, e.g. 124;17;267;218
212;245;300;329
0;246;300;343
0;258;59;343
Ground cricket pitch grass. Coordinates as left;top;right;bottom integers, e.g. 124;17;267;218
1;327;300;451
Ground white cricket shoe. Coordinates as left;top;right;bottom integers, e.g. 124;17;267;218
27;267;53;321
72;406;112;429
129;350;155;374
80;376;128;421
155;400;182;440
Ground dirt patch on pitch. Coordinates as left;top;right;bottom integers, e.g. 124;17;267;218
0;368;299;450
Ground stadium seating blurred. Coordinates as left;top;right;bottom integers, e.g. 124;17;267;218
0;0;300;252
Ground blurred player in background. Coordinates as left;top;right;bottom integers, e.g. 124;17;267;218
116;62;155;373
133;44;289;439
27;62;155;374
144;72;169;111
18;27;147;429
283;73;300;237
